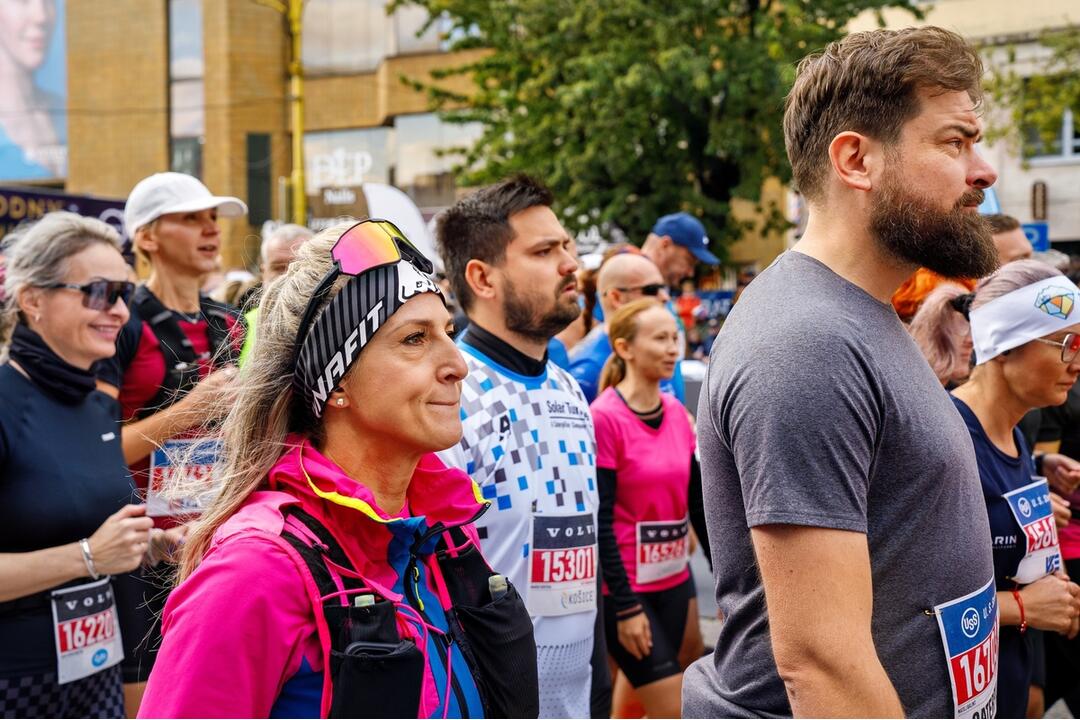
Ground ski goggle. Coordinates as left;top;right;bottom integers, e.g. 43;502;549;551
293;219;433;364
43;279;135;310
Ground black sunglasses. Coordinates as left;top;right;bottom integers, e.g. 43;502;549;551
43;280;135;310
615;283;667;297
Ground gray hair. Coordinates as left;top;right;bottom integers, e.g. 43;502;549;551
971;259;1062;312
260;223;314;265
1;212;122;351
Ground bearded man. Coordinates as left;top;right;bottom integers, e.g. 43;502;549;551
435;175;608;719
684;27;1000;718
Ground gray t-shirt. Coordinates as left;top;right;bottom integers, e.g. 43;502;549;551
683;251;994;718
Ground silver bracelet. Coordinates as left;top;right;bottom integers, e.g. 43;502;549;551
79;538;100;580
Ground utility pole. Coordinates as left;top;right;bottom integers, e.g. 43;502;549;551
255;0;307;225
287;0;306;225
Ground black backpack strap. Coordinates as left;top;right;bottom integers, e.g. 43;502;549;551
281;506;366;597
131;288;242;418
132;286;204;418
201;296;242;366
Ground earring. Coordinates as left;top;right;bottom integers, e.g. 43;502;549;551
336;398;345;407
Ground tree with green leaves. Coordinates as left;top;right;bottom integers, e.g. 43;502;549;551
393;0;917;256
986;28;1080;160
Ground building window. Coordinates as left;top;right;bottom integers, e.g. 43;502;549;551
392;113;483;211
393;6;449;55
303;0;451;73
303;0;391;74
169;0;204;177
303;114;481;227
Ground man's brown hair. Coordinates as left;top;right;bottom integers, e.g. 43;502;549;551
985;213;1020;234
783;26;984;202
435;174;554;313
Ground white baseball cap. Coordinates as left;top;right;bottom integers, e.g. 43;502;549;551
124;172;247;236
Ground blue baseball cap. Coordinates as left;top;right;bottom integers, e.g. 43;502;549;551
652;212;719;265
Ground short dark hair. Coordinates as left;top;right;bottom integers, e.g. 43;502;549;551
784;26;984;202
985;213;1021;235
435;174;555;312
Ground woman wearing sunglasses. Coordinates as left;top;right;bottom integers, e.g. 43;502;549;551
592;298;699;719
0;212;154;717
138;220;537;719
949;259;1080;718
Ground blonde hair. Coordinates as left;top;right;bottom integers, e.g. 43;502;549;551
598;298;663;393
177;223;353;581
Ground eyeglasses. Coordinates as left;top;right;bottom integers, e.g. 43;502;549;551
294;219;430;355
1032;333;1080;363
42;280;134;310
613;283;667;297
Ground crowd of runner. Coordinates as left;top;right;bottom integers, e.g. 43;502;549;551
1;24;1079;720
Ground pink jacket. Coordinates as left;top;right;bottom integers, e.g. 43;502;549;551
138;436;490;718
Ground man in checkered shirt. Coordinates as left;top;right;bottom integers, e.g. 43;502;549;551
435;175;605;719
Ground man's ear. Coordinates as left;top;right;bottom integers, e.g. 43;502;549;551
464;259;498;302
828;131;876;192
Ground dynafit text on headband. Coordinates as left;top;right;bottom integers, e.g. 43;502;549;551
291;219;442;420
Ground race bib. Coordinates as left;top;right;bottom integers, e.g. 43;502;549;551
934;577;999;719
1003;477;1063;584
50;578;123;684
528;513;598;616
635;518;689;585
147;438;222;517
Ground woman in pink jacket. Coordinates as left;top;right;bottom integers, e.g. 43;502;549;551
138;220;537;719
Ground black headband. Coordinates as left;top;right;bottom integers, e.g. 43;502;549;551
290;220;441;421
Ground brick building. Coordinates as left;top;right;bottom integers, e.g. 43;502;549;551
6;0;484;268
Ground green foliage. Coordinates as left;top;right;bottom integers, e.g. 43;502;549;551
986;27;1080;160
392;0;918;255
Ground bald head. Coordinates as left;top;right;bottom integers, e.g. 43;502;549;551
597;253;667;316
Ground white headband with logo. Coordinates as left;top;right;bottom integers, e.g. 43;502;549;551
970;276;1080;365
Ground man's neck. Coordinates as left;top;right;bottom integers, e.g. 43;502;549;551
146;270;203;313
793;210;914;305
466;307;548;361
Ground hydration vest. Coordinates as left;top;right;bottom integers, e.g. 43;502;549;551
129;286;241;419
279;506;540;719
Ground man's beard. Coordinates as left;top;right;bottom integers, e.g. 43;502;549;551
870;175;998;279
504;277;581;341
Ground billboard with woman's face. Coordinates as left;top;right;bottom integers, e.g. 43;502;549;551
0;0;66;181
